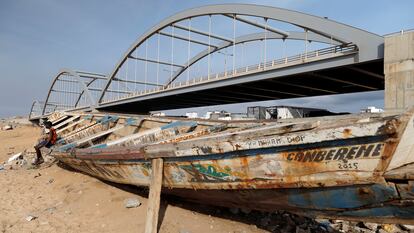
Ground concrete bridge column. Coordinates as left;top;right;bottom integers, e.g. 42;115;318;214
384;31;414;113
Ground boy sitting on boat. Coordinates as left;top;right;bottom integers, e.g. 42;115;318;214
33;121;57;165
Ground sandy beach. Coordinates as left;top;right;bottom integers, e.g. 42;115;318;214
0;122;267;233
1;120;413;233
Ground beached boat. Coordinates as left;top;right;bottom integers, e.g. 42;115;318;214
44;110;414;223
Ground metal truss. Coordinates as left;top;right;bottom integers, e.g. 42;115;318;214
98;4;384;104
41;69;107;115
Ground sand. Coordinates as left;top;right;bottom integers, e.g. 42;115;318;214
0;124;266;233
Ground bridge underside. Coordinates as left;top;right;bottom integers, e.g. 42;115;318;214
97;59;383;114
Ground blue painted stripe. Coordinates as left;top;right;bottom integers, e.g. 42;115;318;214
287;184;398;209
57;138;66;144
338;205;414;218
160;121;197;130
83;114;93;120
90;144;108;149
97;115;119;124
125;118;136;125
58;143;76;152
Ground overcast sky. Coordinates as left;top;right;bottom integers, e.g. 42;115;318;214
0;0;413;118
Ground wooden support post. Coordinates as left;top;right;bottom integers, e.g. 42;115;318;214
144;158;164;233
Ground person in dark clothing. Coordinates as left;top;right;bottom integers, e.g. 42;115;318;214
33;121;57;165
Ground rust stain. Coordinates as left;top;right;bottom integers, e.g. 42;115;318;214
343;128;352;138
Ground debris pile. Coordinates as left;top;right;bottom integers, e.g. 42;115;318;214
2;149;56;170
226;208;414;233
2;125;13;131
1;116;33;127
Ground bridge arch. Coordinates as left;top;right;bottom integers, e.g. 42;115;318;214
99;4;383;104
42;69;107;115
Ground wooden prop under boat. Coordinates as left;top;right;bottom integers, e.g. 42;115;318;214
44;110;414;223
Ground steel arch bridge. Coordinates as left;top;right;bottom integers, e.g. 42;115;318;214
31;4;385;119
29;69;109;119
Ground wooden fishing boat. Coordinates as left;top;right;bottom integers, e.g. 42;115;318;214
44;110;414;223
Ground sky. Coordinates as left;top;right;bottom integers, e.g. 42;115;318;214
0;0;413;118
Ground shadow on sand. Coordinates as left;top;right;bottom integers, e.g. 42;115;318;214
57;161;338;233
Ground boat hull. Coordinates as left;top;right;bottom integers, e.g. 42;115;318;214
48;110;414;223
55;154;414;223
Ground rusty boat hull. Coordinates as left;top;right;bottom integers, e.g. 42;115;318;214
46;110;414;223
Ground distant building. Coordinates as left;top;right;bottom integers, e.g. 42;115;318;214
247;105;346;120
230;112;248;120
208;111;231;120
360;106;384;113
202;105;344;121
204;111;218;119
247;106;270;120
185;112;198;118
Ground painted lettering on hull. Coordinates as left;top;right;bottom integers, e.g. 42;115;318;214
286;143;384;162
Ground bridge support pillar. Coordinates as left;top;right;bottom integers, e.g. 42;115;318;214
384;31;414;113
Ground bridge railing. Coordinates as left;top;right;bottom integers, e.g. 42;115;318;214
102;44;357;103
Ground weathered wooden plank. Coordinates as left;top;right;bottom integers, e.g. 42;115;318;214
60;121;97;139
53;115;80;130
57;118;85;134
144;119;397;158
384;163;414;180
47;111;66;123
157;124;228;144
387;112;414;170
50;114;69;125
144;158;163;233
59;122;99;143
91;121;197;149
64;123;113;144
60;115;119;143
58;124;127;151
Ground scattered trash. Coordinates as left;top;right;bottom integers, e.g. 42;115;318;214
382;224;402;233
7;152;23;163
48;178;54;184
25;215;37;221
124;198;141;208
0;165;4;171
2;125;13;131
34;173;41;178
364;222;379;231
